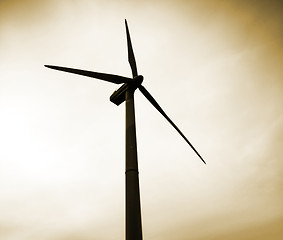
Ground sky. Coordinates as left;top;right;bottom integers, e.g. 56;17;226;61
0;0;283;239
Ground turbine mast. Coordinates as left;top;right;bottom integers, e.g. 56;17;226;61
125;88;143;240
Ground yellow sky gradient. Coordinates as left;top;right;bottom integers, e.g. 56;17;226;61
0;0;282;239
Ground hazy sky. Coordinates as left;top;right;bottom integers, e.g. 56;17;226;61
1;0;283;239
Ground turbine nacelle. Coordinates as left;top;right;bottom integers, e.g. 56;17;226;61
110;75;144;106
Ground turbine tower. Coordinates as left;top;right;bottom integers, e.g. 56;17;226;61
45;19;205;240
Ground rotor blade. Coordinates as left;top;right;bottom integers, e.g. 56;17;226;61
125;19;138;77
45;65;133;84
139;85;206;164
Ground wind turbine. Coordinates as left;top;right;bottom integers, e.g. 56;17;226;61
45;19;205;240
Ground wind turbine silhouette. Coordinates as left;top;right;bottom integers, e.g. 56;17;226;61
45;19;205;240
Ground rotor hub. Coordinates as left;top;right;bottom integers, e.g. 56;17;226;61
133;75;143;86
